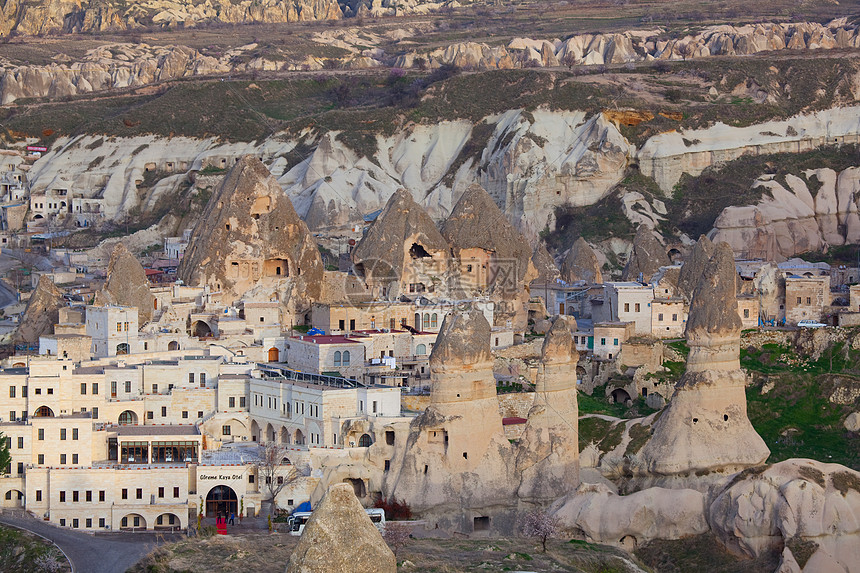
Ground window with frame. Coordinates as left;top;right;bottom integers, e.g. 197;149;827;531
229;397;235;408
72;454;78;464
99;491;105;502
189;373;195;385
8;386;14;398
136;488;142;500
60;428;66;440
73;428;78;440
73;491;79;502
174;487;179;497
38;454;44;464
124;381;131;393
92;383;98;395
86;491;92;502
60;491;66;502
60;454;66;464
38;428;44;440
80;383;87;395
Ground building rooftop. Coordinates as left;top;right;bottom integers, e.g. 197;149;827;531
112;425;200;436
291;335;360;345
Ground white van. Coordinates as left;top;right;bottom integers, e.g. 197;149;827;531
288;508;386;536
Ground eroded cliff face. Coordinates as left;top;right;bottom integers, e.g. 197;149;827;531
711;166;860;261
0;0;341;37
177;155;324;310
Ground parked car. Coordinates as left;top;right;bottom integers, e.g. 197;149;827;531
797;319;827;328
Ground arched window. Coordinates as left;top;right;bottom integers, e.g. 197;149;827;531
34;406;54;418
414;313;421;329
423;313;430;330
358;433;372;447
116;343;129;355
342;351;350;366
431;313;438;328
416;344;427;355
334;351;341;366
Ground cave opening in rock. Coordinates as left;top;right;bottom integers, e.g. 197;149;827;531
409;242;431;259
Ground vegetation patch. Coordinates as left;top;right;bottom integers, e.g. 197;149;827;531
636;532;780;573
798;465;826;489
831;471;860;496
0;525;69;573
625;422;652;456
785;537;819;569
544;190;635;250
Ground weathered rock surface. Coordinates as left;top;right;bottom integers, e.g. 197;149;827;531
552;483;710;546
98;242;154;324
516;316;580;502
640;242;769;475
441;184;537;328
531;243;561;284
709;459;860;573
711;166;860;261
845;412;860;432
352;188;450;298
286;482;395;573
385;309;519;532
178;156;324;312
561;237;603;284
622;227;669;283
14;275;65;344
0;0;341;37
677;235;714;302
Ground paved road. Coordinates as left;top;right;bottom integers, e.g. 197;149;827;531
0;513;165;573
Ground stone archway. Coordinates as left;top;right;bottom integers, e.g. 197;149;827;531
206;485;238;518
120;513;146;531
118;410;138;425
191;321;213;338
168;341;180;351
155;513;181;530
34;405;54;417
2;489;24;507
611;388;631;405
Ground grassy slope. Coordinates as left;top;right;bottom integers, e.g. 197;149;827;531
0;525;70;573
741;341;860;470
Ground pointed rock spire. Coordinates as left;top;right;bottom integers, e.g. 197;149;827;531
677;235;715;302
622;226;669;283
178;156;324;304
286;483;395;573
100;242;154;324
14;275;64;345
561;237;603;284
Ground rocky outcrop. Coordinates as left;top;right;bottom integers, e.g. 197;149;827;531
441;183;537;295
639;106;860;193
640;242;770;475
442;184;537;330
561;237;603;284
677;235;714;302
552;483;710;546
178;156;324;312
286;482;395;573
516;316;580;502
710;167;860;261
622;227;669;283
351;188;450;298
14;275;65;345
709;460;860;572
0;0;341;37
384;309;519;532
531;243;561;284
98;242;154;324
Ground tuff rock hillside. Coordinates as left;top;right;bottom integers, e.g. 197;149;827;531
0;0;341;37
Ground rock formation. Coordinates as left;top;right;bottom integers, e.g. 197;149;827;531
531;243;561;284
677;235;715;302
441;184;537;329
383;309;519;532
622;227;669;283
178;156;324;312
97;242;154;324
14;275;65;345
286;482;395;573
561;237;603;284
640;242;770;475
0;0;341;37
710;167;860;261
552;483;710;547
351;189;450;299
516;316;580;502
709;460;860;572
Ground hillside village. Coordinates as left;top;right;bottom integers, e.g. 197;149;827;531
0;151;856;572
3;0;860;571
